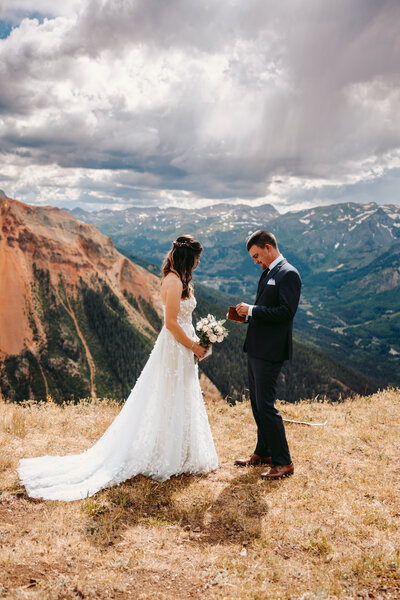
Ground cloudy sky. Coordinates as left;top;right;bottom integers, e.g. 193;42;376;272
0;0;400;213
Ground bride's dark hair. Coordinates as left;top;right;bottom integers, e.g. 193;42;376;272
162;235;203;299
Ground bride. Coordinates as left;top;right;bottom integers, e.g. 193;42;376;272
18;235;218;501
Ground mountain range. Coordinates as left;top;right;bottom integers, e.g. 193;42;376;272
0;193;378;403
69;201;400;388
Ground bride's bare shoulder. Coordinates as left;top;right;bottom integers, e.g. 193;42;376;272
161;273;183;296
162;272;182;286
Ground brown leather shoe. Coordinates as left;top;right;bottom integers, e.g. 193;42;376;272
261;463;294;479
235;453;272;467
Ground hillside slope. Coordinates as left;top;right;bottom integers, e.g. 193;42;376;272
0;197;161;402
193;282;377;402
1;389;399;599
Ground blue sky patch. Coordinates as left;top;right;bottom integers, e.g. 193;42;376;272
0;20;13;39
0;12;49;38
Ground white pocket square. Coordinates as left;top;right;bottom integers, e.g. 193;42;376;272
267;279;276;285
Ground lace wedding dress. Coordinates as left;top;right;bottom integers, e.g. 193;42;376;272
18;297;218;501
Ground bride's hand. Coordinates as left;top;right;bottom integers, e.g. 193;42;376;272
192;342;208;359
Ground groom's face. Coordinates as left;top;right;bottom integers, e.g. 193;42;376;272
249;244;273;270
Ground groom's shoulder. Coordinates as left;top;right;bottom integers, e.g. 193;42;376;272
278;260;301;281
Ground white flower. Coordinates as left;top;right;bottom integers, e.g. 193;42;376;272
196;314;228;347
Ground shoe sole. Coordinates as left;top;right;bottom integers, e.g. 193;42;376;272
261;472;294;480
235;463;271;468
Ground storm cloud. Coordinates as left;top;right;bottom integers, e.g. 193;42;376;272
0;0;399;211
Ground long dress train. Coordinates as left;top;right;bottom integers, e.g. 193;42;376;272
18;297;218;501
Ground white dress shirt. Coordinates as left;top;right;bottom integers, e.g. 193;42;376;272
247;254;284;317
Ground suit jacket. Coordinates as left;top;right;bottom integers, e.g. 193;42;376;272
244;258;301;362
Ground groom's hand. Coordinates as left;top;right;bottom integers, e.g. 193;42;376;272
236;302;250;317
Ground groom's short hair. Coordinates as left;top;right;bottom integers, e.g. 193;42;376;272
246;230;277;251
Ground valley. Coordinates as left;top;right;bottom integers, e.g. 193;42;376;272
70;201;400;389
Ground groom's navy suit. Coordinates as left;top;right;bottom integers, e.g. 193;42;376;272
244;258;301;465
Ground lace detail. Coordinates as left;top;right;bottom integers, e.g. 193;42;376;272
164;296;197;330
18;297;218;501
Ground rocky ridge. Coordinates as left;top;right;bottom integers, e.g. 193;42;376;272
0;196;162;402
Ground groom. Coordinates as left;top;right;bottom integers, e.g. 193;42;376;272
234;230;301;479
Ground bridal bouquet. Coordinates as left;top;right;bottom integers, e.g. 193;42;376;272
195;314;228;361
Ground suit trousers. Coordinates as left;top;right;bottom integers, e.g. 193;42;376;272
247;354;291;466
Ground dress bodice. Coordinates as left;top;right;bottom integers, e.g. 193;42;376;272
177;296;197;326
163;296;197;328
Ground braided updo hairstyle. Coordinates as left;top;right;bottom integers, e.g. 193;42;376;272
162;235;203;299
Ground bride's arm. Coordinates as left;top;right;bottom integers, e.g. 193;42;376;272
163;277;207;359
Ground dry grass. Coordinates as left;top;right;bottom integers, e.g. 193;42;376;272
1;389;400;599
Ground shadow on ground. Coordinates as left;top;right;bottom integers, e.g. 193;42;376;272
48;465;277;548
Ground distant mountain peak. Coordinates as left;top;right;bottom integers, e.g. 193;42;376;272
0;189;10;200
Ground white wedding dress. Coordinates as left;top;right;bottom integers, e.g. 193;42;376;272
18;297;218;501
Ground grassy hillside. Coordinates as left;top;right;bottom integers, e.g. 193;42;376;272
1;389;399;599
